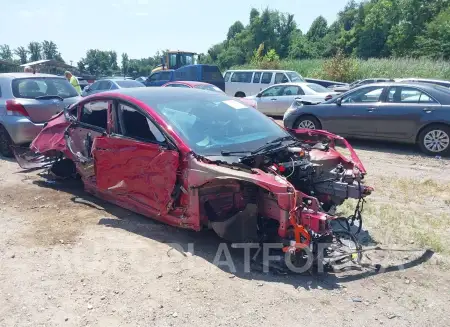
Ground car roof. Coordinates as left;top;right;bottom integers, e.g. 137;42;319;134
92;86;227;103
165;81;212;87
0;72;60;79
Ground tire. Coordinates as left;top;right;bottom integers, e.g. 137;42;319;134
0;125;13;158
295;115;322;130
418;124;450;156
235;92;246;98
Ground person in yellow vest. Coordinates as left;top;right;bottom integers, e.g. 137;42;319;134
64;71;81;95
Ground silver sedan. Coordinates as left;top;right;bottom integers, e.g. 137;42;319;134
245;82;339;116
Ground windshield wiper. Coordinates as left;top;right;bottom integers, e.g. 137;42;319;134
221;136;296;157
35;95;64;101
250;136;296;155
221;149;252;156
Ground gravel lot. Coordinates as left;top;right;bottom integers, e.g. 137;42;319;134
1;125;449;327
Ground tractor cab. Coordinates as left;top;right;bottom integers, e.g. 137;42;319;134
152;51;198;73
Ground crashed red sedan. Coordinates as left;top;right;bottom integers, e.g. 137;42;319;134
14;88;372;270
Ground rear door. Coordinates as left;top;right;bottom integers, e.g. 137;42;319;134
92;101;179;214
375;86;442;140
11;77;80;123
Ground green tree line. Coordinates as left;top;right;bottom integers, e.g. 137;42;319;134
1;0;449;78
201;0;450;69
0;41;65;64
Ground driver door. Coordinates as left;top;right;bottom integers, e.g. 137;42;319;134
256;85;285;115
92;101;179;214
325;85;385;137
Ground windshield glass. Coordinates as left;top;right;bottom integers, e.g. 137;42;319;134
146;92;289;156
306;83;330;93
286;72;304;82
116;80;145;88
12;77;79;99
194;84;224;93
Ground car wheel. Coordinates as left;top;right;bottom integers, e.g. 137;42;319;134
295;115;322;130
235;92;246;98
418;124;450;156
0;125;13;157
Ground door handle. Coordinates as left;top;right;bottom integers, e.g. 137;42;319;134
423;108;433;113
270;98;277;101
367;108;376;112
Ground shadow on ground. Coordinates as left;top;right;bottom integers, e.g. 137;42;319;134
32;176;434;291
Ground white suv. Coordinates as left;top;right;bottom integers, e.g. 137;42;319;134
223;69;305;97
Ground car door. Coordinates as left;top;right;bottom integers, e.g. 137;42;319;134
255;85;285;115
374;86;442;140
64;99;112;182
273;85;302;115
320;85;385;137
91;101;179;215
146;73;161;87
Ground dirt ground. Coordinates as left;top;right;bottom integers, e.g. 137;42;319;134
1;133;450;326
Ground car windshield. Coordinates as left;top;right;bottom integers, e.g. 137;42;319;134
147;92;290;156
306;83;330;93
286;72;304;82
116;80;145;88
12;77;79;99
194;84;224;93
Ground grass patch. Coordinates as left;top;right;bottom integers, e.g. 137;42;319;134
338;176;450;254
234;57;450;82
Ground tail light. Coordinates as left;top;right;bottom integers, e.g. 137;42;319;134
324;94;333;101
6;100;30;117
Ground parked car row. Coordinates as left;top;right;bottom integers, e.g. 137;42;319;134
1;70;449;158
283;82;450;155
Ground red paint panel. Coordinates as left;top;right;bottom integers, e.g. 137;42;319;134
30;112;70;154
92;136;179;213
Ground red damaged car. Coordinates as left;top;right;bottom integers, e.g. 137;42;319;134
14;88;372;270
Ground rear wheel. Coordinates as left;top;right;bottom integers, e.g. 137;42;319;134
235;92;246;98
418;124;450;156
0;125;13;157
295;115;321;130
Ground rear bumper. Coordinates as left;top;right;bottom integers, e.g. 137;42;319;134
1;116;44;145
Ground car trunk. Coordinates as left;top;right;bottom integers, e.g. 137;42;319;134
17;97;79;124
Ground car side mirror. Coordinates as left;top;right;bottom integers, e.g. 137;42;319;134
256;92;262;98
336;97;342;106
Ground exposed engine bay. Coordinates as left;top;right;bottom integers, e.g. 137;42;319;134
237;134;372;214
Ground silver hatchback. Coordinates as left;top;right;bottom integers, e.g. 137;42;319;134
0;73;81;157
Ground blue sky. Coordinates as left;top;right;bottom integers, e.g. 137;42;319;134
1;0;350;64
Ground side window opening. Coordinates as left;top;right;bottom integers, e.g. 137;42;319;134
275;73;289;84
117;103;165;143
224;72;231;82
253;72;261;83
261;72;273;84
80;101;109;129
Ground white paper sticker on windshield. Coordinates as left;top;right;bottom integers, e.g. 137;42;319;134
223;99;248;109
